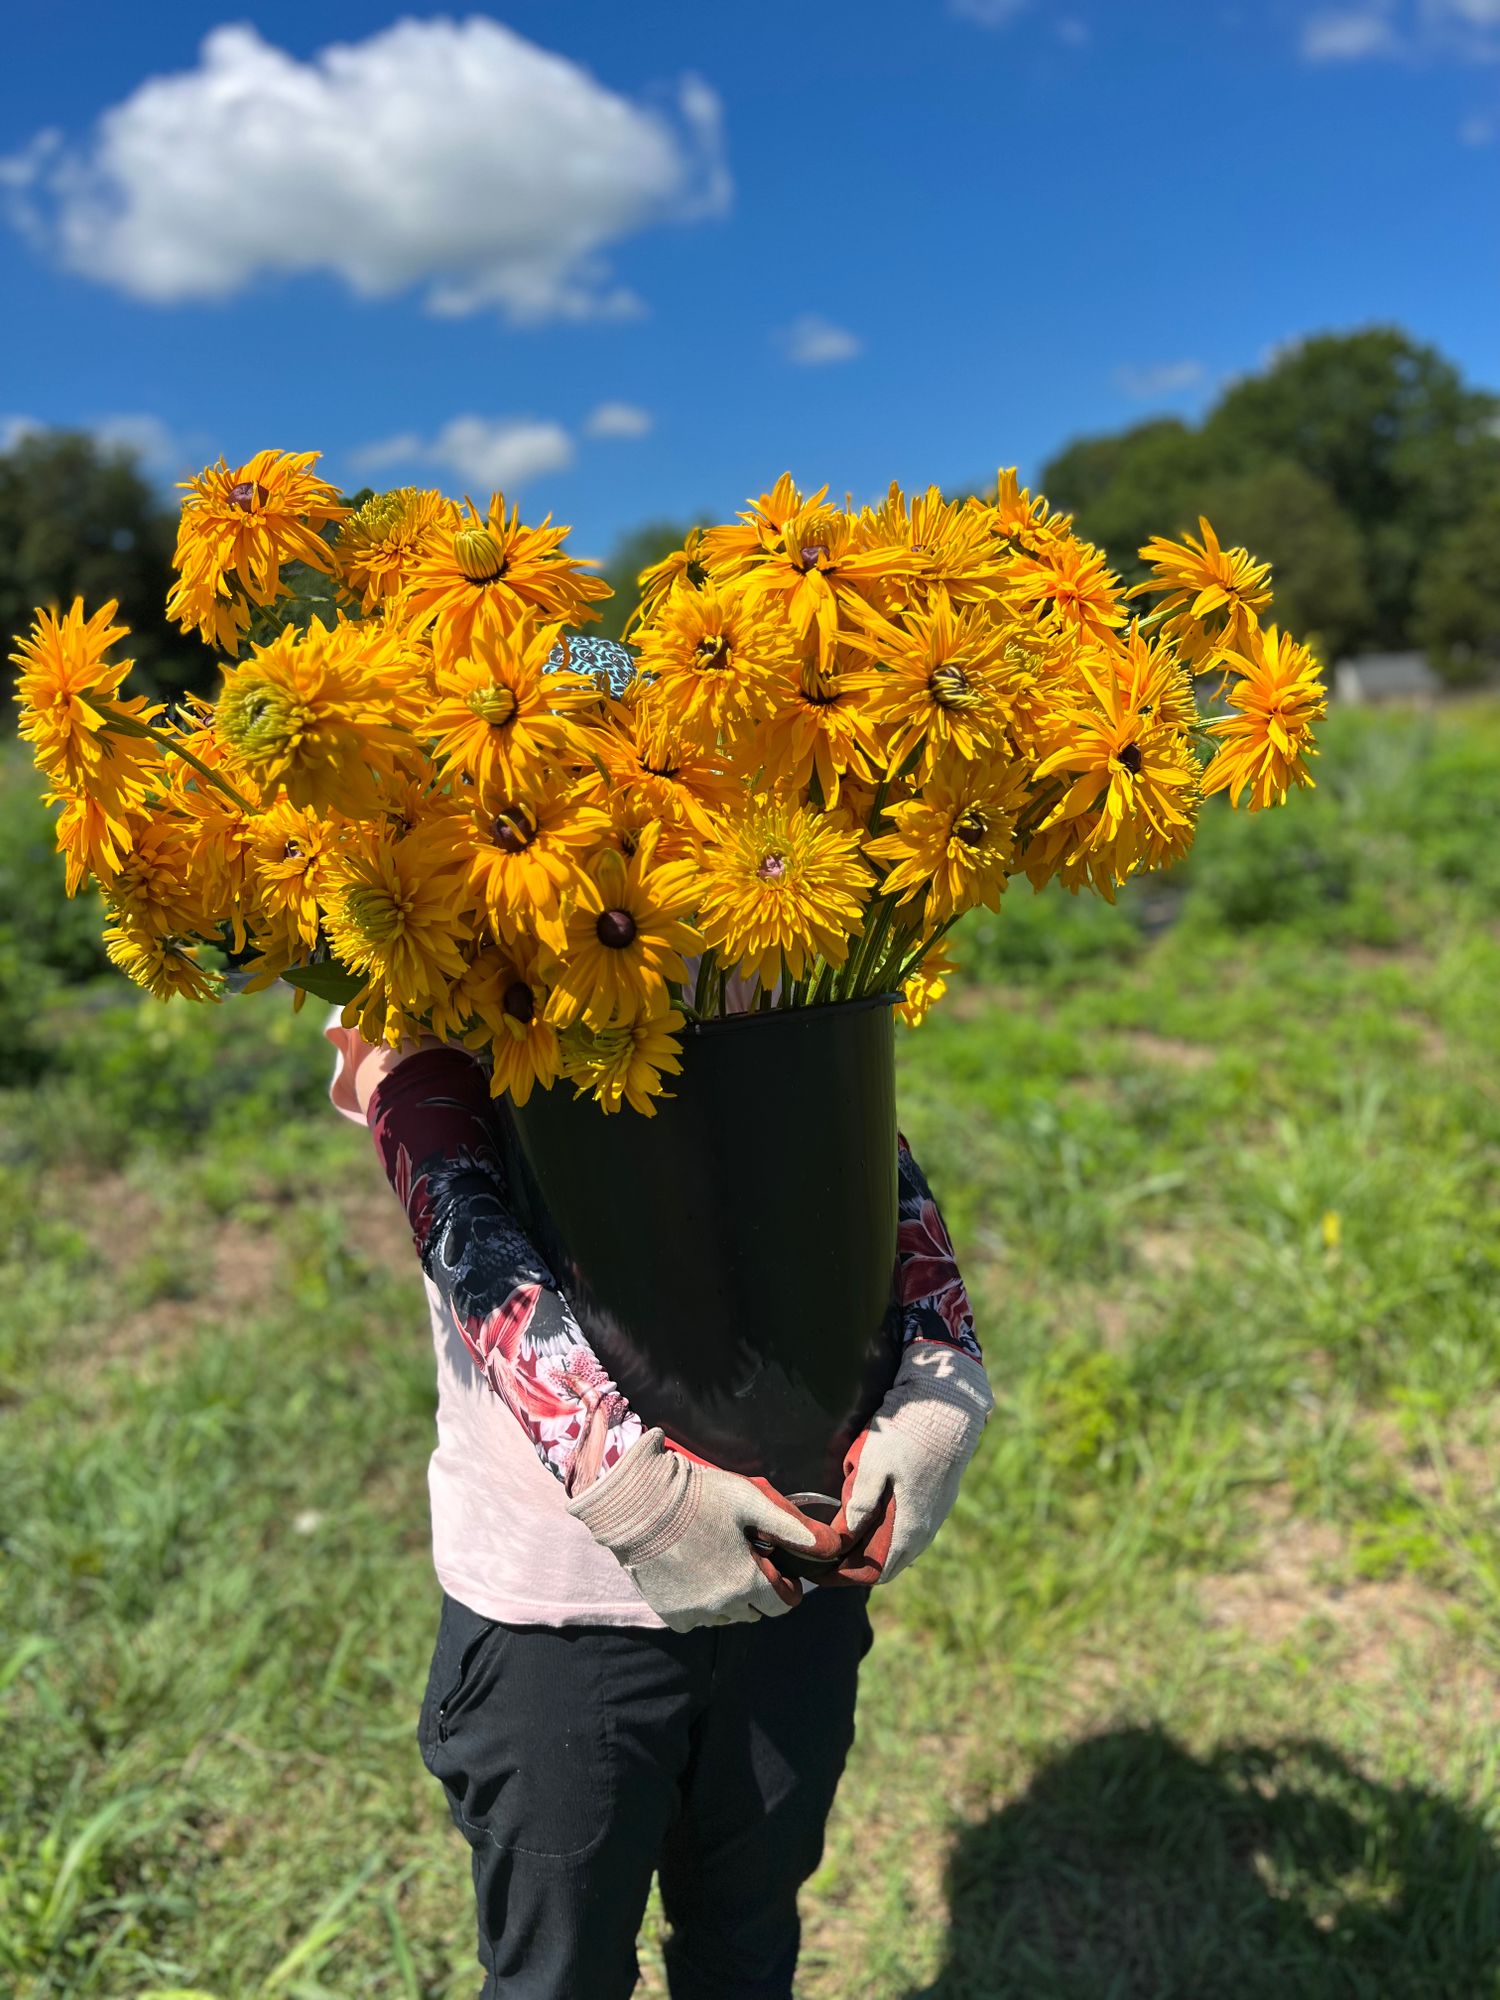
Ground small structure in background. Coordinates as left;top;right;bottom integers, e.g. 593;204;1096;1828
1333;651;1441;706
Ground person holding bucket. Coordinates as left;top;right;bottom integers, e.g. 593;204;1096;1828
328;1009;992;1998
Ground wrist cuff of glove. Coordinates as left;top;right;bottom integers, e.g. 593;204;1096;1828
891;1343;995;1443
566;1428;701;1563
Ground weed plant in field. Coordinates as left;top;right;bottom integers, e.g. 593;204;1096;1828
1;705;1499;1996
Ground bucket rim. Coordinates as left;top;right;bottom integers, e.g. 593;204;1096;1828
682;992;900;1039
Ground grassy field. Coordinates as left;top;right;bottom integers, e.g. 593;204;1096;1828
2;704;1499;1998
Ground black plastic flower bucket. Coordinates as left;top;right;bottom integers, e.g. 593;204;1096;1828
500;995;902;1497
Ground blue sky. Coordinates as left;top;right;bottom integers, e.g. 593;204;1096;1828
2;0;1497;559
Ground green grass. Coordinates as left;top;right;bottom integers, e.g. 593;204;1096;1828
2;704;1500;1996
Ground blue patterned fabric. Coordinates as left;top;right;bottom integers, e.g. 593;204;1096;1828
546;633;638;697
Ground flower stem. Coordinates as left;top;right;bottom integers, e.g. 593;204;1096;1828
99;706;257;816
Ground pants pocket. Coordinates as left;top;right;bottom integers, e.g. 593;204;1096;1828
422;1618;617;1862
418;1596;499;1770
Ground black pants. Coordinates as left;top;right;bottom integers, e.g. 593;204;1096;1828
418;1585;874;1999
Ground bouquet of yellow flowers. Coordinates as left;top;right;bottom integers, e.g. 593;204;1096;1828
10;450;1325;1118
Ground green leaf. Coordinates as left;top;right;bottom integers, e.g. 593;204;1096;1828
281;962;364;1005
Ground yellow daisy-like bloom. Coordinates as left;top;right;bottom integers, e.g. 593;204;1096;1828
545;828;701;1031
755;645;883;806
462;778;610;955
53;790;147;895
1031;646;1201;891
632;582;795;752
106;816;214;939
589;715;743;842
245;801;335;957
167;449;348;654
441;941;562;1106
866;763;1029;924
560;1008;685;1117
321;818;474;1046
1133;516;1272;662
402;495;612;673
1116;622;1199;735
104;920;220;1002
215;615;419;816
981;468;1072;553
697;473;806;576
896;940;956;1028
1009;536;1126;642
697;801;874;988
426;620;600;794
1202;624;1326;810
10;598;164;817
736;498;920;666
336;487;451;611
855;483;1013;615
843;589;1029;781
628;528;711;635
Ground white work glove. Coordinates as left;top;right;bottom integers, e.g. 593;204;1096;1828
830;1342;994;1585
568;1429;840;1632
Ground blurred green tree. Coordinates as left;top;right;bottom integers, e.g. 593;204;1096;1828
1413;488;1500;686
1;430;205;713
1193;460;1370;663
1041;328;1500;678
593;517;704;641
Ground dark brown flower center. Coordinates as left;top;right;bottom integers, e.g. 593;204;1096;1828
798;544;830;571
954;808;988;847
596;908;638;949
491;806;536;853
757;852;788;882
502;979;535;1024
1117;741;1144;775
929;662;977;709
693;635;733;670
228;480;268;511
283;838;302;859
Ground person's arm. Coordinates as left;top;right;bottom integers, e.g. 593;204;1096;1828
895;1134;983;1363
832;1136;993;1585
358;1041;837;1626
366;1045;644;1494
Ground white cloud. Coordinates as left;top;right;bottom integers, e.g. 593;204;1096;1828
779;315;863;366
1300;0;1500;58
0;408;189;475
1115;359;1209;400
1460;111;1497;139
0;18;730;323
353;416;575;494
91;412;184;472
950;0;1032;23
583;401;653;439
0;413;43;452
1302;4;1401;58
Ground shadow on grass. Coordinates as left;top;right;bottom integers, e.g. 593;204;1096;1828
916;1727;1500;2000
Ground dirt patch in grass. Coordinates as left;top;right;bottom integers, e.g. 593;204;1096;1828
328;1177;422;1282
1119;1030;1218;1072
1196;1500;1448;1675
948;983;1052;1023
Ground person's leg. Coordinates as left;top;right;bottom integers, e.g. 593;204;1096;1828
418;1596;711;1999
656;1586;874;2000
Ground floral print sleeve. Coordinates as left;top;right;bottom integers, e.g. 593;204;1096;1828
896;1133;983;1363
368;1048;643;1497
367;1052;981;1493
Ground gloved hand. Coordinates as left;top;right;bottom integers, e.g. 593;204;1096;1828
568;1429;843;1632
829;1341;993;1586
